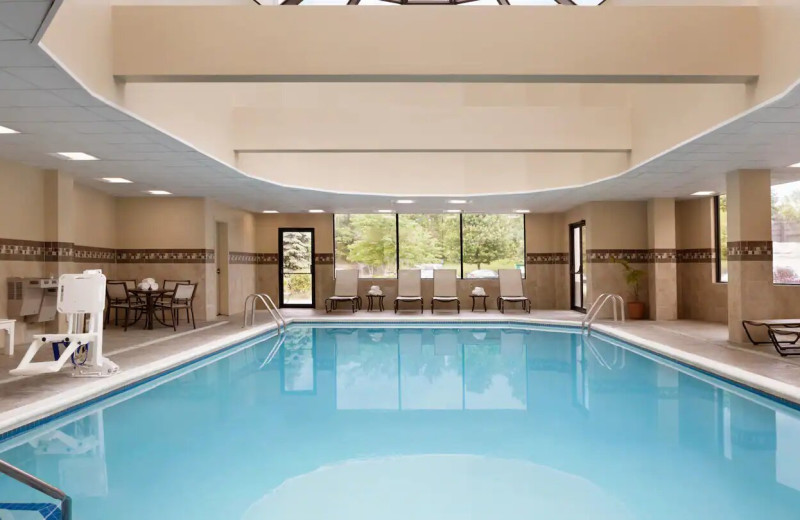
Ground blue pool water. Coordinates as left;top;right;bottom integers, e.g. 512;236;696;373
2;323;800;519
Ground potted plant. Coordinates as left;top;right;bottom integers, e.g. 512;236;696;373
611;257;647;320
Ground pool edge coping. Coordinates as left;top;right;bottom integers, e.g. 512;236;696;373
1;316;799;438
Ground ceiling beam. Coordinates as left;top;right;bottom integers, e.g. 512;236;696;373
112;6;760;84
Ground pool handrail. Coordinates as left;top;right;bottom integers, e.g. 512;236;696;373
582;293;625;332
0;459;72;520
243;293;286;336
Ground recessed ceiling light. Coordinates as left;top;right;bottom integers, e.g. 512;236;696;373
514;209;531;214
448;199;467;204
147;190;172;195
395;199;415;204
54;152;98;161
377;210;393;213
790;162;800;168
262;210;279;214
0;125;19;134
308;209;325;213
100;177;132;184
445;209;462;213
691;191;715;196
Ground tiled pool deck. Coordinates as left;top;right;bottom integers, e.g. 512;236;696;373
1;309;800;435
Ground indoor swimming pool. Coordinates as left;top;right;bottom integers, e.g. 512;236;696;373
2;322;800;519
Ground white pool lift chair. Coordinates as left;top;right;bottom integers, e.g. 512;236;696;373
11;270;119;378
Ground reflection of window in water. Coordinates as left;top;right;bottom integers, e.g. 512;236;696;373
464;332;527;410
283;328;315;393
281;327;316;392
400;331;462;410
333;328;527;411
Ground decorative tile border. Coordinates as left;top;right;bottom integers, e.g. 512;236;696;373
257;253;279;265
229;252;258;265
728;241;773;261
677;248;716;263
116;249;214;264
587;249;652;263
74;245;117;263
0;238;216;264
315;253;334;265
526;253;569;265
650;249;677;263
0;238;47;261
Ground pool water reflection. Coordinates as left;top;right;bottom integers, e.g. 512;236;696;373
1;325;800;520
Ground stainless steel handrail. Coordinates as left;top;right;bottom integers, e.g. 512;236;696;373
243;293;286;335
0;459;72;520
581;293;625;332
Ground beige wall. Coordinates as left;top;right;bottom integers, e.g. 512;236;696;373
0;159;47;242
113;7;759;80
115;197;206;249
74;183;117;249
205;200;256;317
675;198;727;323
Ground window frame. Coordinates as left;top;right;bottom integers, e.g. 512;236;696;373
714;195;727;284
333;212;526;280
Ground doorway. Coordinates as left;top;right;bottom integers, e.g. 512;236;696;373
569;220;587;312
216;221;229;316
279;228;315;308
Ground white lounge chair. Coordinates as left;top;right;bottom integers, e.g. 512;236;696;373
497;269;531;314
431;269;460;313
325;269;362;313
394;269;423;314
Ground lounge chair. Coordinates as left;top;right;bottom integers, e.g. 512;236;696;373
497;269;531;314
431;269;460;313
742;319;800;356
394;269;423;314
325;269;362;313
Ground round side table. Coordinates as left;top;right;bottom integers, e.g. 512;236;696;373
367;294;385;312
470;294;488;312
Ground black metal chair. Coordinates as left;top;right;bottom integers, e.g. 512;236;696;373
105;282;145;331
157;282;197;331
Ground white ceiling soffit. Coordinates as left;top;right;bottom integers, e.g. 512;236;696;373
0;5;799;213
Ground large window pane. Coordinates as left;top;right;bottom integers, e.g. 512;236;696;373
462;214;525;279
772;180;800;284
334;214;397;278
716;195;728;283
398;214;461;278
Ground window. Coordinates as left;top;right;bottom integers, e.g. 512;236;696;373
462;214;525;279
398;214;461;278
772;180;800;284
715;195;728;283
333;213;526;279
334;214;397;278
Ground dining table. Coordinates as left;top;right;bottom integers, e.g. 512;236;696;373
129;288;171;330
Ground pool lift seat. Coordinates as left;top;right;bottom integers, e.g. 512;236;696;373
11;270;119;378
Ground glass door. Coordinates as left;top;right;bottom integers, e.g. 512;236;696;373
279;228;315;308
569;221;587;312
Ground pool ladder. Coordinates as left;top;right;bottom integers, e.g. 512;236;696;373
243;294;288;368
0;459;72;520
581;293;625;333
244;293;286;333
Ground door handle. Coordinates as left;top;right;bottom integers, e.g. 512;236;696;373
216;268;221;275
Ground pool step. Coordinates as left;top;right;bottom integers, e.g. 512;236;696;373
0;502;62;519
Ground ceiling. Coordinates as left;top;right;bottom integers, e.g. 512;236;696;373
0;1;799;214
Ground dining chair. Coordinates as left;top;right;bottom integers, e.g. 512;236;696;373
157;283;197;331
105;282;144;331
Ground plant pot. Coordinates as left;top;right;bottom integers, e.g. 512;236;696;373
627;301;646;320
